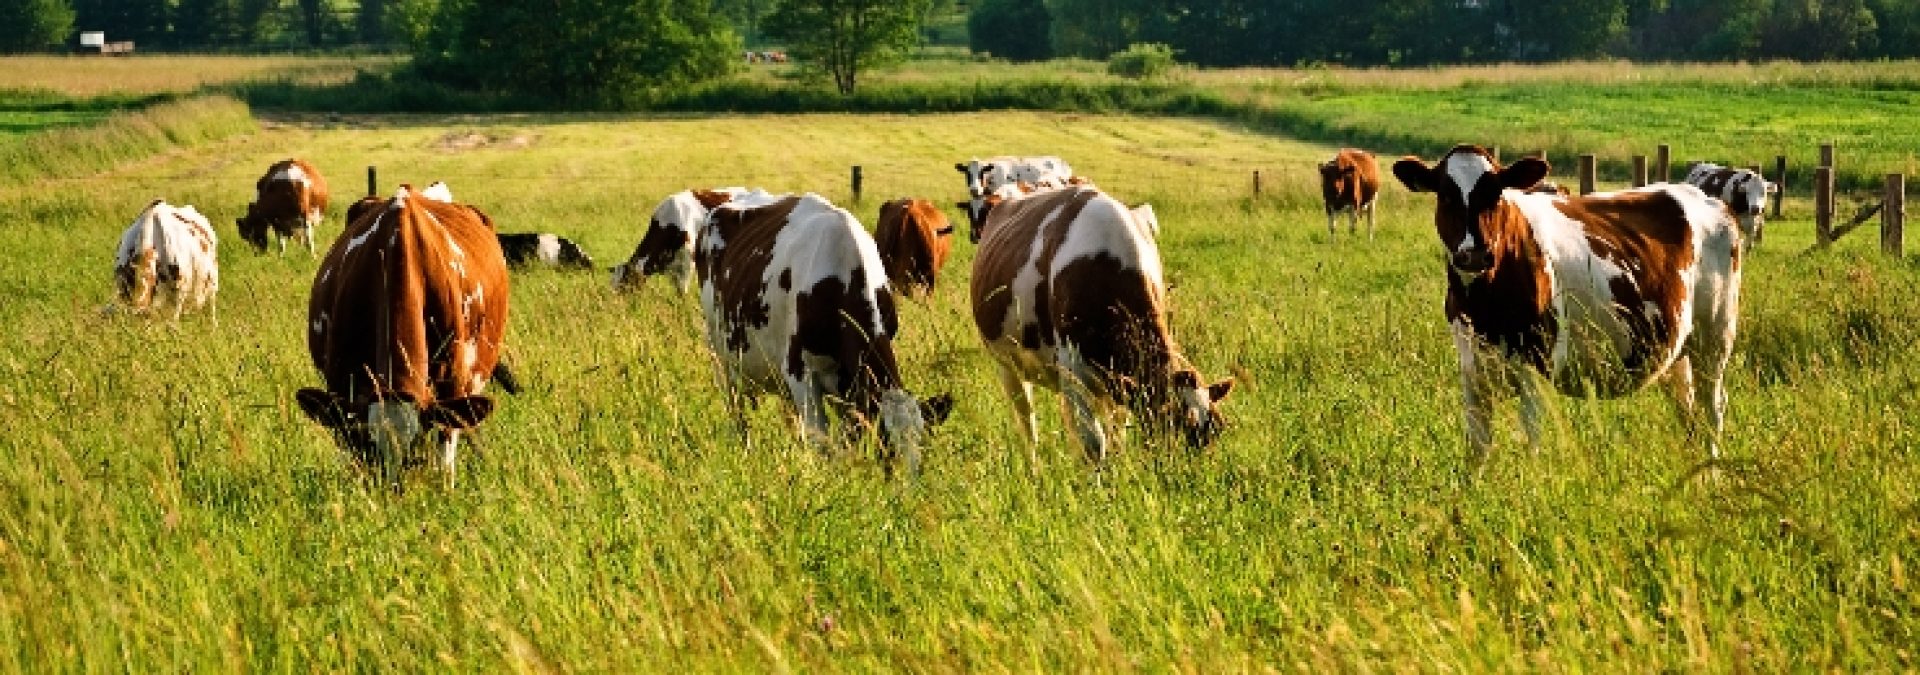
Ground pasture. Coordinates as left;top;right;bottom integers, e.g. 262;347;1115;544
1;109;1916;670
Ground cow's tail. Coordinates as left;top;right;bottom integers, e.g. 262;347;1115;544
491;361;523;395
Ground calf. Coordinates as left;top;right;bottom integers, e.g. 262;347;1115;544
873;198;954;298
237;158;329;255
971;185;1233;460
497;233;594;271
611;188;755;293
696;192;951;474
1392;145;1743;469
1319;148;1380;239
296;183;512;484
1684;162;1773;248
114;199;219;321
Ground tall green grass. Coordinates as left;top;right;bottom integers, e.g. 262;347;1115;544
0;95;256;188
0;112;1914;670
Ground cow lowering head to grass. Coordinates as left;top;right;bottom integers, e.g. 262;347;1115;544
873;197;955;298
611;188;756;293
1392;145;1743;472
114;199;220;322
237;158;329;256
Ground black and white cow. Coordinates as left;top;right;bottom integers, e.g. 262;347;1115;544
497;233;594;271
695;192;951;473
1684;162;1774;248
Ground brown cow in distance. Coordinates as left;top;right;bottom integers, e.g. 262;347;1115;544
1319;148;1380;239
297;183;512;485
873;198;954;298
238;158;330;255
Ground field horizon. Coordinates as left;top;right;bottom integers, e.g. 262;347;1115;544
1;62;1916;669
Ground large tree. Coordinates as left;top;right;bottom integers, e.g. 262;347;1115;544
417;0;740;103
71;0;168;47
0;0;73;52
764;0;930;95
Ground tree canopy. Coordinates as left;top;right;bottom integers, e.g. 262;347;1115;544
414;0;740;103
0;0;73;53
764;0;931;94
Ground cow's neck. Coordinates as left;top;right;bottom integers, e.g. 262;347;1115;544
1449;201;1556;371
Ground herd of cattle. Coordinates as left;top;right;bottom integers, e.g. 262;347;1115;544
108;146;1761;481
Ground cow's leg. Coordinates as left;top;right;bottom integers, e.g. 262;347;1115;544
1452;321;1498;472
438;429;462;488
1365;202;1376;239
1348;206;1358;235
1665;354;1698;431
1056;347;1110;462
1325;209;1336;239
1513;363;1549;451
785;373;832;449
995;361;1037;445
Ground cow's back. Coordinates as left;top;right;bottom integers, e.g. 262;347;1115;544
874;198;951;292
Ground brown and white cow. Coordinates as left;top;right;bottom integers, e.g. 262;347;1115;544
1319;148;1380;239
1391;145;1743;469
971;186;1233;460
873;198;955;298
696;192;951;474
114;199;219;321
610;188;758;293
296;183;512;484
237;158;329;255
1684;162;1774;248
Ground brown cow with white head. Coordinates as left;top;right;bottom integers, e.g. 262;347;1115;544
1392;145;1743;471
296;183;511;484
1319;148;1380;239
872;197;954;298
237;158;330;255
971;185;1232;460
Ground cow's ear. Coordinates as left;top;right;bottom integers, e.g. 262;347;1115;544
954;163;967;173
1208;378;1235;402
920;394;953;426
466;206;497;230
296;388;349;428
423;396;494;430
1391;158;1439;193
1500;158;1551;191
692;190;730;210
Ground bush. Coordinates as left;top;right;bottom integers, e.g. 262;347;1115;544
1107;43;1179;79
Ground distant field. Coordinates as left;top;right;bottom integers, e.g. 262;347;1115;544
0;55;398;97
1;111;1915;670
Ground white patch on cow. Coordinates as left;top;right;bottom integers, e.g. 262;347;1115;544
113;199;220;319
1175;382;1212;426
1457;230;1479;254
311;318;322;334
1443;152;1495;205
446;234;468;278
462;283;484;318
422;182;454;203
308;207;323;226
536;234;561;266
344;212;382;254
1050;194;1163;291
271;163;309;185
388;185;411;209
1129;203;1160;240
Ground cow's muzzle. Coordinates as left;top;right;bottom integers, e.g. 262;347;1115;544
1451;249;1492;274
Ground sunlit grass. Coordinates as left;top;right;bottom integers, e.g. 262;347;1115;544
0;111;1915;670
0;55;400;97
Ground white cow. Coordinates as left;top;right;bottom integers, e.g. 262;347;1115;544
114;199;220;321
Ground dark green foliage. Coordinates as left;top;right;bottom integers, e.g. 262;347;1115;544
0;0;74;53
968;0;1052;62
415;0;741;104
1106;42;1177;79
764;0;930;94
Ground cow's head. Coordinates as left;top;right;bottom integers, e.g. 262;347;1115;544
296;389;494;467
345;196;384;227
876;389;954;475
612;191;717;292
235;203;273;253
1392;145;1549;278
1168;369;1233;449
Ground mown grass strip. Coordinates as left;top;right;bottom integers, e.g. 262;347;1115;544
0;95;256;188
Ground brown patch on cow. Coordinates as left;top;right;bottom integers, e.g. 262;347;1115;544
787;265;903;420
1319;148;1380;215
628;217;688;275
1553;190;1696;377
691;189;732;210
1050;251;1174;402
697;196;804;352
306;188;510;419
969;187;1104;346
873;198;953;297
237;158;330;253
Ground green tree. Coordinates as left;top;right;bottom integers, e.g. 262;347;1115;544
764;0;930;95
1495;0;1629;60
967;0;1051;62
0;0;74;52
1761;0;1878;58
418;0;740;103
1042;0;1155;58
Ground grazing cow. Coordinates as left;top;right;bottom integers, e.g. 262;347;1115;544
1391;145;1743;469
497;233;594;271
1319;148;1381;239
1684;162;1774;248
970;185;1233;459
114;199;219;321
611;188;756;293
955;156;1075;239
296;183;512;484
873;198;955;297
696;192;951;473
237;158;329;255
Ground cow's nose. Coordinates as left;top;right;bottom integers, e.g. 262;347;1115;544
1451;250;1490;273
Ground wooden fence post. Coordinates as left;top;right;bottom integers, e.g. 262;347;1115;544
851;165;863;203
1578;154;1597;195
366;166;377;197
1253;170;1262;198
1885;173;1907;256
1632;155;1648;188
1815;166;1835;243
1773;155;1787;219
1656;144;1671;183
1820;143;1835;169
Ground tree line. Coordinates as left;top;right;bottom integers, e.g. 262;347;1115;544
974;0;1920;65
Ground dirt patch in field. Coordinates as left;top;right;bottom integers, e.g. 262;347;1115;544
432;130;538;152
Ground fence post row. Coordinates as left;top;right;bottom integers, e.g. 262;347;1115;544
1815;166;1835;243
851;165;863;203
1772;155;1787;219
1885;173;1907;257
1578;154;1597;196
1655;144;1671;183
1631;155;1648;188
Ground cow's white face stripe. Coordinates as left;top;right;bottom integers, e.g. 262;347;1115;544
1443;153;1494;205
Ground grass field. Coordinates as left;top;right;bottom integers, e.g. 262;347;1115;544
1;109;1916;670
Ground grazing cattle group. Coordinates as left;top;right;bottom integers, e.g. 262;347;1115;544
111;136;1764;484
